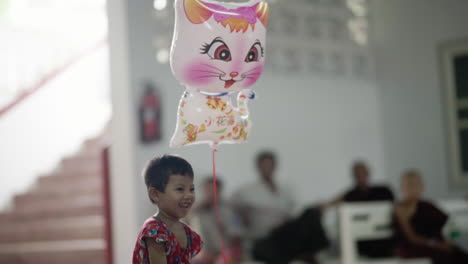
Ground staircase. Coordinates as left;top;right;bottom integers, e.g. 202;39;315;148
0;135;109;264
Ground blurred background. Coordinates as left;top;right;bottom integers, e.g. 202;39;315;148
0;0;467;263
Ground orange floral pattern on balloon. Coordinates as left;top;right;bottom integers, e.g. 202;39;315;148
206;96;227;112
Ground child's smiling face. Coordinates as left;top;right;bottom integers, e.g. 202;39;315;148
154;174;195;220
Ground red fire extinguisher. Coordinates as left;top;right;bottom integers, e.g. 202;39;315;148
139;83;161;143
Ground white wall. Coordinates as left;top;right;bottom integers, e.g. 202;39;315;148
107;0;140;263
371;0;468;199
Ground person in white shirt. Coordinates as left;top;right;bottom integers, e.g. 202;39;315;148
232;151;329;264
232;151;294;241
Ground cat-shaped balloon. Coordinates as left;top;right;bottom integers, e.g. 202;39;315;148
169;0;269;148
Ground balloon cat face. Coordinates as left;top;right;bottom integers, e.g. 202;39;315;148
170;0;269;94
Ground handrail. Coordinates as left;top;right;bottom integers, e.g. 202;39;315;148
101;147;114;264
0;38;107;118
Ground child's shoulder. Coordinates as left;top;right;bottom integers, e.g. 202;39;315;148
138;216;170;242
142;216;165;227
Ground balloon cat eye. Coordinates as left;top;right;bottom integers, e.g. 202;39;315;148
245;41;264;62
200;37;232;62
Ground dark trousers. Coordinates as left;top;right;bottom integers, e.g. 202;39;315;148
252;207;329;264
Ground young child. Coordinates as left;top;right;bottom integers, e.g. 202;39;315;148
133;155;203;264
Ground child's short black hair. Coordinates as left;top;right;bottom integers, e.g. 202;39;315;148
143;155;194;195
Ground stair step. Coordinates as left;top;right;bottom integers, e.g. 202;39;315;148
36;174;102;192
0;204;103;222
82;135;108;152
14;187;101;206
62;153;101;166
60;155;102;174
0;215;104;232
30;178;102;197
0;239;105;264
15;194;103;213
43;167;101;178
0;200;104;225
0;220;104;242
37;171;101;186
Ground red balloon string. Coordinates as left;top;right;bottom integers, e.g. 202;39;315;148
212;148;227;264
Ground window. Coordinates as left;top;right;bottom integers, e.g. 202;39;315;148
441;38;468;187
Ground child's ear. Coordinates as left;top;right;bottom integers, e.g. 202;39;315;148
148;187;160;204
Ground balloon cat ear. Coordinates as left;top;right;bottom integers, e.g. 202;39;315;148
183;0;269;28
183;0;213;24
255;2;269;27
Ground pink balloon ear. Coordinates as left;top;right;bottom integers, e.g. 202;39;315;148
183;0;213;24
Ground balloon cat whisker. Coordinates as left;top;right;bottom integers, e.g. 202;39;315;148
192;69;225;75
196;75;223;79
242;71;263;77
243;66;263;74
201;64;226;74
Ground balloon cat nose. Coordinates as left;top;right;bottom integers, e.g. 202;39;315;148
230;72;239;78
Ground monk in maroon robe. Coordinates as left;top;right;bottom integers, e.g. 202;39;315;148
393;170;468;264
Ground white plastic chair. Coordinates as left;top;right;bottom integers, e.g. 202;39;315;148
338;202;430;264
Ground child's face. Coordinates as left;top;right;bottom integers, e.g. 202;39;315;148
156;174;195;219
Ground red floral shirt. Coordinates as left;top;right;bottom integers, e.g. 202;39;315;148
133;216;203;264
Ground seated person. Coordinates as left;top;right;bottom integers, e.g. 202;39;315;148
232;151;328;264
323;161;394;206
393;170;468;264
192;177;243;264
231;152;294;245
323;161;394;258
